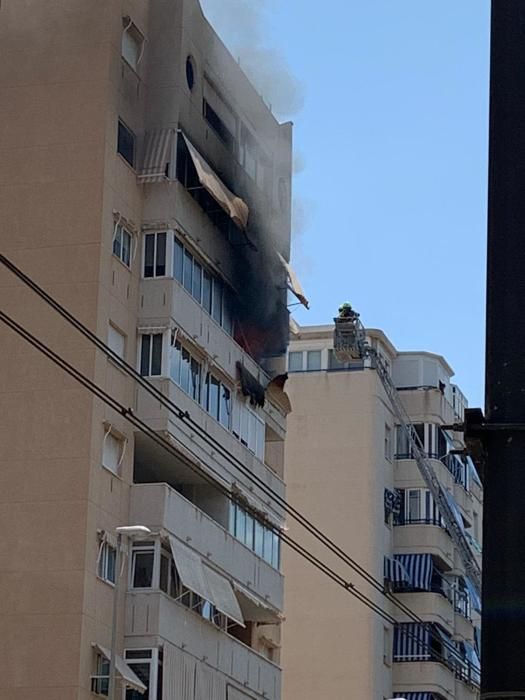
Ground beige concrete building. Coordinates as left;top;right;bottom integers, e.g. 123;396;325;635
0;1;298;698
282;325;482;700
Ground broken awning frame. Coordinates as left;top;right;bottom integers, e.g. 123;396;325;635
180;132;249;230
232;582;283;624
137;128;176;183
276;251;309;309
169;536;245;627
93;644;147;693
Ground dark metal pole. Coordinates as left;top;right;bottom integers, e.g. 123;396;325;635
481;2;525;697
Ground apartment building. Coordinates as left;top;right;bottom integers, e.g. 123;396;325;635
0;1;300;698
281;324;482;700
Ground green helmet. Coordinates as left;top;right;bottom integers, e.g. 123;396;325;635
339;302;352;313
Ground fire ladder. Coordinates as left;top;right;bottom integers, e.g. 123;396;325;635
333;313;482;596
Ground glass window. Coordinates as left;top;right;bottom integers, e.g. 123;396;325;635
155;232;166;277
125;662;150;700
113;225;122;258
202;271;212;314
408;490;421;522
159;554;169;593
140;335;151;376
132;550;154;588
384;425;392;461
93;654;110;695
288;351;303;372
244;514;254;549
98;541;116;584
144;234;155;278
240;404;249;446
219;385;231;429
180;348;191;393
117;119;135;167
212;278;223;324
272;532;280;568
236;506;246;541
170;338;181;383
121;228;131;267
396;425;409;458
190;357;201;401
192;261;202;302
173;239;184;282
208;376;220;419
254;520;264;557
183;250;193;293
151;334;163;376
263;528;273;564
247;411;257;453
121;23;143;71
306;350;322;371
222;288;233;336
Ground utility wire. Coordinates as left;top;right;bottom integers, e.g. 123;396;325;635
0;306;477;674
0;311;470;666
0;252;429;626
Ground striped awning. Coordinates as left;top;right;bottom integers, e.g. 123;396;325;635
384;555;410;586
138;128;175;182
393;623;430;661
394;554;433;591
441;488;465;531
393;694;435;700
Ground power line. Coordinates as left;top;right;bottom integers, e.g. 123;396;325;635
0;252;429;626
0;307;476;674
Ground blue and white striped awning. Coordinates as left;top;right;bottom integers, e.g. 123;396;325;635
441;488;465;531
384;556;410;585
394;553;433;590
394;623;431;661
393;694;435;700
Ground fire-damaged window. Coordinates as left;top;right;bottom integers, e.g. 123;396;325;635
239;124;273;196
117;119;136;167
203;98;234;150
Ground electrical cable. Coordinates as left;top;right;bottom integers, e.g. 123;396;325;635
0;306;477;676
0;252;431;627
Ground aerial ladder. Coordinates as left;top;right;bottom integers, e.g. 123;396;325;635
333;305;482;596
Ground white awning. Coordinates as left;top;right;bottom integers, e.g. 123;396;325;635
277;252;309;309
181;133;249;230
233;583;282;624
169;536;212;602
93;644;147;694
138;128;175;183
204;565;245;627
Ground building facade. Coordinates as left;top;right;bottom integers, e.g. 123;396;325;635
281;324;482;700
0;1;297;698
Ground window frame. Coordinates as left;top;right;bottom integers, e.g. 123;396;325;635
112;223;133;268
288;351;304;372
98;540;117;586
117;118;136;168
121;19;145;72
108;323;126;360
102;430;125;475
140;333;164;377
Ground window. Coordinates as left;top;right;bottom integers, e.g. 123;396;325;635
98;541;116;585
306;350;322;371
383;626;391;666
186;56;195;90
121;20;144;71
238;401;265;460
124;649;161;700
384;424;392;461
140;334;163;376
143;232;167;278
173;239;183;282
229;501;281;568
113;224;132;267
92;653;110;695
118;119;135;167
108;324;126;359
288;351;303;372
102;432;124;475
203;99;234;149
132;544;155;588
408;489;421;521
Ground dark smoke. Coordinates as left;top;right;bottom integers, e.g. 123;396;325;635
200;0;304;119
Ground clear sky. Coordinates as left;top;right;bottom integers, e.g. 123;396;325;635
202;0;491;408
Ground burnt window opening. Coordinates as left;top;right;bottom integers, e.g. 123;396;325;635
186;56;195;90
203;98;234;150
175;135;245;244
118;119;136;167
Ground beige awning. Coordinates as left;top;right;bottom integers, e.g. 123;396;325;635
277;252;309;309
93;644;147;694
138;128;175;183
233;583;282;624
181;133;249;230
204;565;245;627
169;536;212;602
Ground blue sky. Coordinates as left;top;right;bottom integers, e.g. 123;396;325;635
202;0;491;407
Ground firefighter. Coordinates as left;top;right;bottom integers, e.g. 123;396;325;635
338;302;358;319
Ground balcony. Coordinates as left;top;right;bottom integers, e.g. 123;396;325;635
135;377;286;517
395;457;455;492
394;591;454;633
393;659;456;699
126;590;281;700
394;524;453;570
130;482;284;609
139;275;286;439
